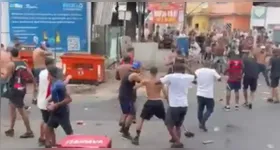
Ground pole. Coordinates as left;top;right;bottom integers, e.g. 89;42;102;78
123;12;126;36
183;2;187;31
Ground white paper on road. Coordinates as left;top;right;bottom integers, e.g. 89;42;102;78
267;144;275;149
214;127;220;132
263;92;270;95
84;108;88;111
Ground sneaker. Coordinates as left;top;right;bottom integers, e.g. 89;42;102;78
267;98;274;103
273;100;280;104
171;143;184;148
199;124;208;132
248;103;252;109
19;132;34;138
122;132;132;140
243;102;248;107
5;129;14;137
224;106;230;111
131;136;139;145
235;105;239;110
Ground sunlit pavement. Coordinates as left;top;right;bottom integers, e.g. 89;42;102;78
1;77;279;149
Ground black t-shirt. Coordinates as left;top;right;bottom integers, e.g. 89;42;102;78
270;56;280;78
243;57;259;79
118;72;136;100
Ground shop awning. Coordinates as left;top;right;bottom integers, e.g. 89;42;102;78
253;2;280;7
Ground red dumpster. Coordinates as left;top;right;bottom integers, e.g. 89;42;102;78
57;135;112;148
60;53;105;84
19;50;33;69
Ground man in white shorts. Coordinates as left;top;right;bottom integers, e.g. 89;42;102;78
194;62;221;132
157;63;195;148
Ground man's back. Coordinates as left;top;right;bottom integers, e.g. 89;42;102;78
243;57;259;79
37;69;49;110
117;64;132;80
195;68;220;98
144;77;163;99
33;48;46;69
160;73;194;107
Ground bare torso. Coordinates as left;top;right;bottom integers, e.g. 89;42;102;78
144;77;163;100
254;48;267;64
0;50;11;77
33;48;46;69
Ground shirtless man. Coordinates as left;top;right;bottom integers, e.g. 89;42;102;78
32;41;52;83
241;30;254;57
0;49;11;95
213;32;228;74
254;45;270;86
131;67;167;145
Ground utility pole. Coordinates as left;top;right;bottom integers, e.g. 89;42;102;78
183;2;187;32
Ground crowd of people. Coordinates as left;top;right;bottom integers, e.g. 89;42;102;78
1;27;280;148
115;28;280;148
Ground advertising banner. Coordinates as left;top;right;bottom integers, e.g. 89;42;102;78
9;2;88;52
152;10;179;24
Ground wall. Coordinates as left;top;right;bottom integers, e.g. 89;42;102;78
187;2;208;14
133;42;169;71
209;2;251;15
266;7;280;27
209;2;235;14
223;16;250;31
191;16;209;33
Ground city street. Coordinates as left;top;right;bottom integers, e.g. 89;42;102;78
0;77;279;149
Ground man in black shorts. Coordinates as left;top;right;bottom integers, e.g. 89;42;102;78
131;67;167;145
45;66;73;148
268;49;280;103
242;52;259;109
157;64;195;148
118;61;142;139
1;48;35;138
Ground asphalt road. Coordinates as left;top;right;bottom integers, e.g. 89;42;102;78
0;77;279;149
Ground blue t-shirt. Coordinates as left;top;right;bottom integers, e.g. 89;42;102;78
51;80;68;114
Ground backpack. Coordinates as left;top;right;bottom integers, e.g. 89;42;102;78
11;65;32;92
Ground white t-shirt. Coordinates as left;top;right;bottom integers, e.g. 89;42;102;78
160;73;195;107
195;68;221;99
37;69;49;110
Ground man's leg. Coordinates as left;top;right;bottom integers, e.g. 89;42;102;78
248;78;257;109
234;82;241;109
5;103;17;137
225;83;232;111
197;96;205;128
243;77;249;106
270;77;279;103
122;101;135;139
202;98;215;132
260;64;270;86
59;112;74;135
165;107;179;145
172;107;187;148
132;101;153;145
45;115;59;148
38;110;50;146
17;107;34;138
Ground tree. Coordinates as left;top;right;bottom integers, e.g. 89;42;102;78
126;2;137;41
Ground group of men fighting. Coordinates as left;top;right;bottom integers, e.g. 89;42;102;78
115;33;280;148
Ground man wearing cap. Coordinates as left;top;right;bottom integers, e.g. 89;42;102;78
118;61;142;139
254;45;270;86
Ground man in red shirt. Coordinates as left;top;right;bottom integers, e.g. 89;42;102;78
224;53;243;111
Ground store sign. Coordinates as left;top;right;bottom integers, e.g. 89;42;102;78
152;10;179;24
8;2;88;52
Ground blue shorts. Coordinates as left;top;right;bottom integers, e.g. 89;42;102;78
227;81;241;92
119;97;136;115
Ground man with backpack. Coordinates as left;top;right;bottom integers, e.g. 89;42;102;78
1;48;35;138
